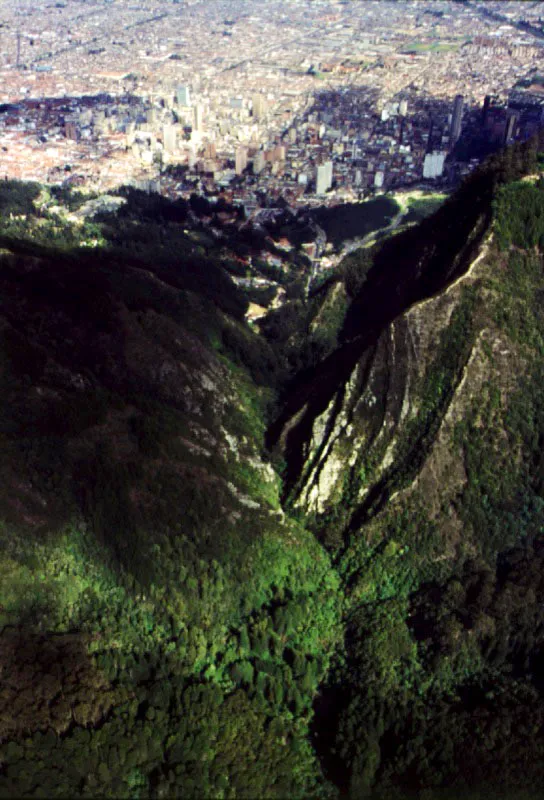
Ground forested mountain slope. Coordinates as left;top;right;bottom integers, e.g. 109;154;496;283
272;138;544;798
0;135;544;800
0;189;341;799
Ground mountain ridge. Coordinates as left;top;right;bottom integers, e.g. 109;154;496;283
0;135;544;799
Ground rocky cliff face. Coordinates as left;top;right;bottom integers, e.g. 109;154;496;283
284;227;525;556
270;168;495;548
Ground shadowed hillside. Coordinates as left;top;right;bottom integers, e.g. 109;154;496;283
1;134;544;799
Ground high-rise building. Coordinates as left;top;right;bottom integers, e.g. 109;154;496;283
316;161;333;195
194;104;204;132
64;121;78;140
504;110;518;144
253;150;266;174
426;119;435;154
235;146;248;175
252;94;266;121
374;170;384;189
423;151;446;179
205;141;216;159
163;124;177;154
450;94;464;145
482;95;492;126
316;165;327;195
176;85;191;107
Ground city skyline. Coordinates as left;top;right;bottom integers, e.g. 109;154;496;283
0;0;542;207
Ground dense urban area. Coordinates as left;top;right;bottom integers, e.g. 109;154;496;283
0;0;543;208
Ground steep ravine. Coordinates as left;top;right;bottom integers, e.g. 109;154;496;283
1;142;544;799
301;232;493;535
269;168;494;545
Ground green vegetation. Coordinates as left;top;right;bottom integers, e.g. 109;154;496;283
493;178;544;251
312;196;399;251
0;182;343;798
400;41;464;54
401;192;449;224
1;133;544;799
310;139;544;799
259;276;349;377
339;246;376;297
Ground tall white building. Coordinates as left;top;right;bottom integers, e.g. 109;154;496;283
235;145;248;175
252;94;266;121
163;124;177;154
316;161;333;195
423;151;446;179
176;85;191;107
253;150;266;174
450;94;464;145
193;104;204;132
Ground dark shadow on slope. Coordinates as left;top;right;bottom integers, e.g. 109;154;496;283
267;134;544;523
0;191;278;592
266;165;495;498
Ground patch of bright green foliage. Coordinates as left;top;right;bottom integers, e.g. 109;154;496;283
0;513;342;798
402;193;448;224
